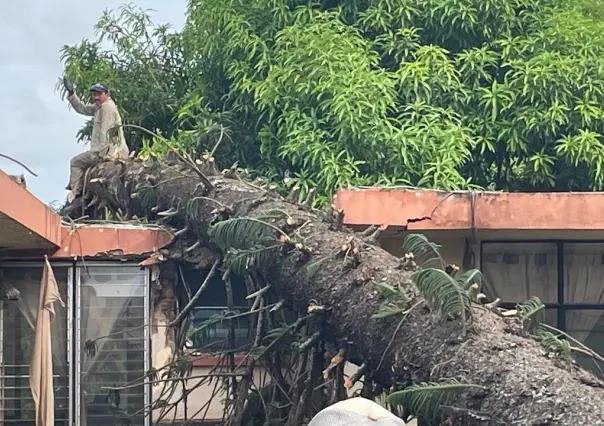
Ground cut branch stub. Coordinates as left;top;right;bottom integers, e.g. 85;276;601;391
302;188;316;209
332;209;345;231
359;225;378;237
287;186;300;203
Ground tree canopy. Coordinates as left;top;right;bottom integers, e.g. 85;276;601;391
60;0;604;204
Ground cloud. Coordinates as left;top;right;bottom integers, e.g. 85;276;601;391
0;0;185;204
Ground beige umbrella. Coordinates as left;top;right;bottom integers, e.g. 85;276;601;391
29;255;65;426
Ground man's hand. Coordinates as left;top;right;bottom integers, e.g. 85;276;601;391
63;77;75;97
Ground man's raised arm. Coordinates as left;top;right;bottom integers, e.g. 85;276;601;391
62;77;97;116
68;93;97;116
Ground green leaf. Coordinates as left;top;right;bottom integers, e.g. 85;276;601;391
208;216;282;252
455;269;484;290
516;297;545;334
412;268;473;324
402;234;446;269
388;379;487;423
371;304;404;319
225;245;282;276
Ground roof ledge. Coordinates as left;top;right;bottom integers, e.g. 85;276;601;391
0;169;62;247
334;187;604;231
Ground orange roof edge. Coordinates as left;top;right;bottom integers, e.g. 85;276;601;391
0;169;62;247
0;169;174;258
334;187;604;231
55;224;174;258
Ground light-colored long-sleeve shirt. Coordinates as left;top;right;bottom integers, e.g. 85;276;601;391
68;94;129;159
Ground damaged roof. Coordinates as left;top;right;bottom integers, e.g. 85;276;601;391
0;169;173;259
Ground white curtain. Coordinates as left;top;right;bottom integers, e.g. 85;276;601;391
482;242;558;304
563;244;604;344
483;242;604;348
79;267;145;426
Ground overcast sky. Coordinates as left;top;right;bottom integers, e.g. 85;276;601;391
0;0;185;205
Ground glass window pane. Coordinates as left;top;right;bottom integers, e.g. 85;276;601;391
482;243;558;303
79;266;147;426
179;267;247;307
187;307;251;351
565;309;604;378
0;265;70;426
177;266;252;352
563;243;604;304
544;308;558;327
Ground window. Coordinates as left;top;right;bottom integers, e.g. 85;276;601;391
176;267;250;352
0;265;70;426
482;242;604;376
0;262;150;426
482;242;558;305
77;266;149;426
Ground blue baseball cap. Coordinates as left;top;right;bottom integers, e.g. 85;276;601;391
89;83;109;93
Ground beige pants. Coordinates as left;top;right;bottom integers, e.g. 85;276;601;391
67;150;104;196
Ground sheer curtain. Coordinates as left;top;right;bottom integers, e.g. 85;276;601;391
482;242;558;304
79;266;146;426
564;244;604;344
482;242;604;357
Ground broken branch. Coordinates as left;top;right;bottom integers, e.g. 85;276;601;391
169;259;220;327
0;153;38;176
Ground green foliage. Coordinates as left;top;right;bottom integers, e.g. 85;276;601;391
516;296;546;334
59;4;187;150
187;310;232;348
250;320;302;360
134;183;158;210
223;245;283;276
402;233;446;268
138;137;171;160
60;0;604;202
207;211;288;274
387;378;487;423
304;256;328;282
538;330;573;362
372;283;410;319
412;268;473;325
399;233;474;325
455;269;484;290
516;297;571;359
515;297;603;366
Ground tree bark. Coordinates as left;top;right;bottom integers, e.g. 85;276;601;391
74;158;604;425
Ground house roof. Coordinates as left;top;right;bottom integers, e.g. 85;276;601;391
0;169;173;259
333;187;604;232
0;170;62;251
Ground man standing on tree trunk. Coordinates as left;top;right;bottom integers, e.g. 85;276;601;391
62;79;129;203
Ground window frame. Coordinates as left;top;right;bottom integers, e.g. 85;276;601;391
186;305;252;352
75;261;151;426
175;267;252;355
480;240;604;331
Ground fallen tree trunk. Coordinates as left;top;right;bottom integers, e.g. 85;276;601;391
71;158;604;425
